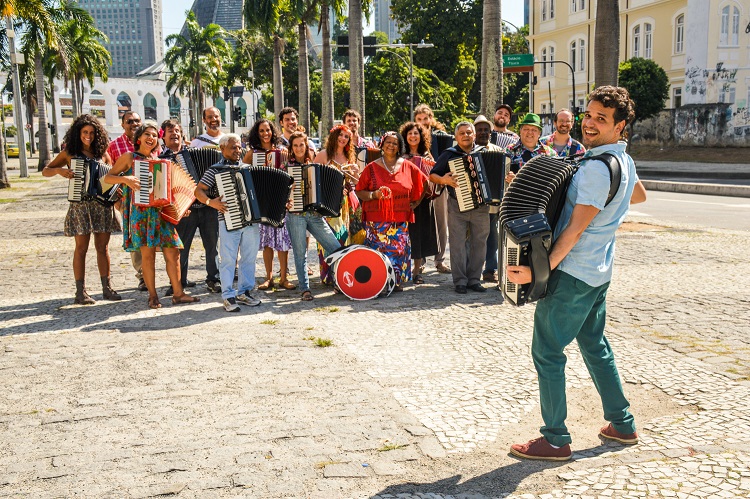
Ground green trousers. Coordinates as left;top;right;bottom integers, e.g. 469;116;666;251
532;271;636;447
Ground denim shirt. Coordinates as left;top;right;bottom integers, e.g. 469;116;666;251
554;141;638;287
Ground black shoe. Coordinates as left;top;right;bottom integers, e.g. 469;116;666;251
184;279;196;288
468;283;486;292
164;286;174;297
455;285;467;294
206;280;222;293
137;278;147;292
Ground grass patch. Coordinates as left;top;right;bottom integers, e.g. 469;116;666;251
377;442;407;452
0;198;17;204
313;306;339;313
303;335;316;341
305;326;314;331
303;336;333;347
315;460;342;469
260;319;278;325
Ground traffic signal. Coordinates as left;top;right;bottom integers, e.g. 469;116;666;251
189;117;195;128
223;87;230;101
48;123;55;136
232;107;241;121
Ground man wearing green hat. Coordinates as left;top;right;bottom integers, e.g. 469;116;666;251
506;113;556;176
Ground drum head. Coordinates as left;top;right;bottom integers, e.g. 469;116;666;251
333;246;389;300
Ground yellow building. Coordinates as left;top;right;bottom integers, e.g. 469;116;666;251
527;0;688;117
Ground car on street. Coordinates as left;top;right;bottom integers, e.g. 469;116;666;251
5;142;19;158
310;137;321;150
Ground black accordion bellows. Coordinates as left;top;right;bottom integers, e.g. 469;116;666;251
499;155;578;306
431;132;454;157
287;163;344;217
175;148;223;184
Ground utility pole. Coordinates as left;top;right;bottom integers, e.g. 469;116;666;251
5;17;29;177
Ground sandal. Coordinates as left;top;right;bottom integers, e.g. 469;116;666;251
171;294;200;305
258;279;274;290
148;296;162;309
413;274;424;285
279;280;297;290
301;291;314;301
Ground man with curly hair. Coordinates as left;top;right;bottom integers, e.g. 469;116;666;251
506;86;647;461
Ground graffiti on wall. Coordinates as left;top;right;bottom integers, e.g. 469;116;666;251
684;60;749;138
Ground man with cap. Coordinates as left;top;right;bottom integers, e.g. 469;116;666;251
507;113;556;177
540;108;586;158
473;115;503;284
492;104;519;149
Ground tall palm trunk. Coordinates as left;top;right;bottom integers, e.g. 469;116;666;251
48;81;60;153
71;77;79;119
480;0;503;116
348;0;365;132
595;0;620;87
298;22;310;132
34;52;51;170
0;128;8;188
25;92;36;156
273;34;285;119
320;2;334;142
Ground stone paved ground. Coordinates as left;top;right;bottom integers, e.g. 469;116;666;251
1;173;749;498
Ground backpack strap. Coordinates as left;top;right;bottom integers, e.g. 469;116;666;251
586;153;621;207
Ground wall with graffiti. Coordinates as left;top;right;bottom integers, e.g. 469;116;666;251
632;104;747;147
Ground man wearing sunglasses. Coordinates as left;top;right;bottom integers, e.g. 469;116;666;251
107;111;146;291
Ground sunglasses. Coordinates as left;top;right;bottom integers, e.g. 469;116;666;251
125;119;141;125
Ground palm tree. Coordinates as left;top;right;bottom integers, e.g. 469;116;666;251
348;0;365;131
317;0;346;142
61;20;111;118
244;0;290;119
0;0;55;185
595;0;620;87
480;0;502;117
165;11;230;136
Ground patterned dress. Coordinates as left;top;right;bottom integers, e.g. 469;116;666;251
63;155;121;237
257;147;292;251
121;153;183;251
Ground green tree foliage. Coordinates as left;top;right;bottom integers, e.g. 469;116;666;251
618;57;670;123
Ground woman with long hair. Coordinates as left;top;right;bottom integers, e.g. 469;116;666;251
400;122;439;285
355;131;428;291
43;114;122;304
242;119;295;291
312;124;360;285
285;131;341;300
103;121;199;309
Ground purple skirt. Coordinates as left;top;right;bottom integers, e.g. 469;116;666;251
259;224;292;251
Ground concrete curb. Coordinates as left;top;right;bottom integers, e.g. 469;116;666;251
641;180;750;198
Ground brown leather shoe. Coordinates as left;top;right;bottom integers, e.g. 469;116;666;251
482;271;498;283
510;437;571;461
599;423;638;444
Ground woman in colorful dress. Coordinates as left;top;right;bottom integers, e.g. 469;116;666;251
355;131;427;292
312;124;360;285
400;122;439;285
242;119;295;291
104;121;199;309
285;131;342;301
43;114;122;304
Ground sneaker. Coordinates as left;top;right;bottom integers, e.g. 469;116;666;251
184;279;196;288
206;280;222;293
137;278;147;292
510;437;572;461
599;423;639;445
236;291;261;307
223;297;240;312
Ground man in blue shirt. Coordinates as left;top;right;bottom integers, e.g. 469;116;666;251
507;86;647;461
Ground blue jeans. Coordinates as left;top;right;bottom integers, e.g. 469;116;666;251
219;221;259;300
286;212;341;292
484;211;499;274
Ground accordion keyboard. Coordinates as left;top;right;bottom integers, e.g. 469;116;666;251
448;157;475;212
68;159;87;202
287;165;305;213
216;171;244;231
133;161;153;205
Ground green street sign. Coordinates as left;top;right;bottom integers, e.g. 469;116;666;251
502;54;534;73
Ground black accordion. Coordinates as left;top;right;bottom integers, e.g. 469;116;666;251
448;150;510;212
174;148;223;206
490;131;519;150
215;166;293;230
499;155;578;306
286;163;344;217
431;132;455;158
68;157;119;206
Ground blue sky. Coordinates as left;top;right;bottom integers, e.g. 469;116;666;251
161;0;526;48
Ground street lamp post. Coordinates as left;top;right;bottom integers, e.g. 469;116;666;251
383;42;434;120
533;60;578;139
5;17;29;177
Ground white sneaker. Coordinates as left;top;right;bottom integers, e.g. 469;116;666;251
223;297;240;312
236;291;261;307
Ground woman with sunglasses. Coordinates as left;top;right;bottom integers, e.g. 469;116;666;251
104;121;199;309
355;131;428;292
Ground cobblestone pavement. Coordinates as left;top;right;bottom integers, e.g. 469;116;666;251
1;174;749;498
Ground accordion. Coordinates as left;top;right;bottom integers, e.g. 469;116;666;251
286;163;344;217
132;159;196;224
356;147;382;171
431;132;455;157
68;158;120;206
409;156;438;199
215;165;293;230
490;131;519;150
175;147;223;185
448;150;510;212
499;155;578;306
249;149;284;169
